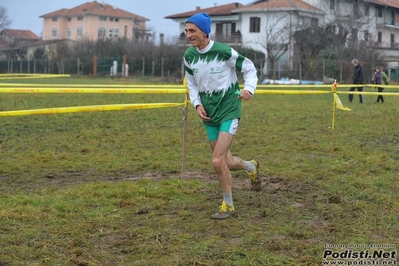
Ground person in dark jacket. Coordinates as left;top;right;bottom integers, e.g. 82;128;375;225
349;59;364;103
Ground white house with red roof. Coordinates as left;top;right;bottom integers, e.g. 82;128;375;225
165;3;245;45
166;0;399;70
166;0;325;73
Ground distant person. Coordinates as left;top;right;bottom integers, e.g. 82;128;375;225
372;66;389;103
349;59;364;103
183;12;260;220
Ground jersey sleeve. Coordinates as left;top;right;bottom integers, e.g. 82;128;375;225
228;48;258;95
183;56;202;108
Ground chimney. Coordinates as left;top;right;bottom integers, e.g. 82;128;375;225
196;6;201;11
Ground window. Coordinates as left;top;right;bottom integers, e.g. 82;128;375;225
77;27;83;38
68;17;71;21
134;20;140;25
52;17;57;22
377;7;382;18
249;17;261;33
378;31;382;43
216;23;234;36
67;28;71;38
115;18;119;22
391;10;395;25
391;34;395;47
99;16;106;21
78;16;83;21
51;28;57;38
134;29;139;40
98;27;106;38
223;23;232;36
124;25;128;37
110;17;114;21
311;18;318;27
109;28;119;38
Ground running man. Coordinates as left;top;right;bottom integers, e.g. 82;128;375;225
183;12;260;220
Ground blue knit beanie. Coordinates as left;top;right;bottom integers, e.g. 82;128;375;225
186;12;212;37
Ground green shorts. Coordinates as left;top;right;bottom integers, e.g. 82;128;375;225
204;118;239;142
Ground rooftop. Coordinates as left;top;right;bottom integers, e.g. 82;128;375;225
165;2;244;19
1;29;41;40
234;0;323;14
40;1;149;21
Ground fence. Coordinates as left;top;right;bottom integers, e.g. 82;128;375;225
1;57;398;84
0;58;80;75
0;56;184;79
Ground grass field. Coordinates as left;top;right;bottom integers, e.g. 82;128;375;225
0;77;398;265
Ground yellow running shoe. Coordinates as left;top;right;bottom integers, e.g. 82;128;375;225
246;159;261;191
211;201;235;220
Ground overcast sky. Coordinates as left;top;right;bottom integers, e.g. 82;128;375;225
2;0;236;42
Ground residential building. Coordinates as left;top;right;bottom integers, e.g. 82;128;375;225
0;29;41;59
232;0;324;73
166;0;324;76
301;0;399;77
304;0;399;58
165;3;245;45
39;1;149;41
165;0;399;77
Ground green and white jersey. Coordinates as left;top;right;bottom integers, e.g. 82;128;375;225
184;40;257;126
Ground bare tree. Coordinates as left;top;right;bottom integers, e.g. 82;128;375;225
46;41;72;74
292;0;383;81
132;26;155;43
254;11;295;80
70;39;97;75
0;4;12;31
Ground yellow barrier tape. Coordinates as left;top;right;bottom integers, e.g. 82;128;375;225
1;87;399;95
331;80;351;111
254;90;330;95
0;74;70;79
0;102;185;117
257;85;332;89
337;91;399;96
0;88;187;94
334;93;351;111
0;83;186;88
257;84;399;90
0;74;70;76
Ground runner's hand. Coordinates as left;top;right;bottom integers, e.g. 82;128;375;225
196;105;211;122
238;90;253;101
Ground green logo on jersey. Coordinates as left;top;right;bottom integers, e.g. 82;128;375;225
210;67;222;74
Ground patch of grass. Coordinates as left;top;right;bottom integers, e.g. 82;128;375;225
0;77;398;265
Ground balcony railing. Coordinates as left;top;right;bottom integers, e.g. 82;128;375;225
378;22;399;29
172;34;242;46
